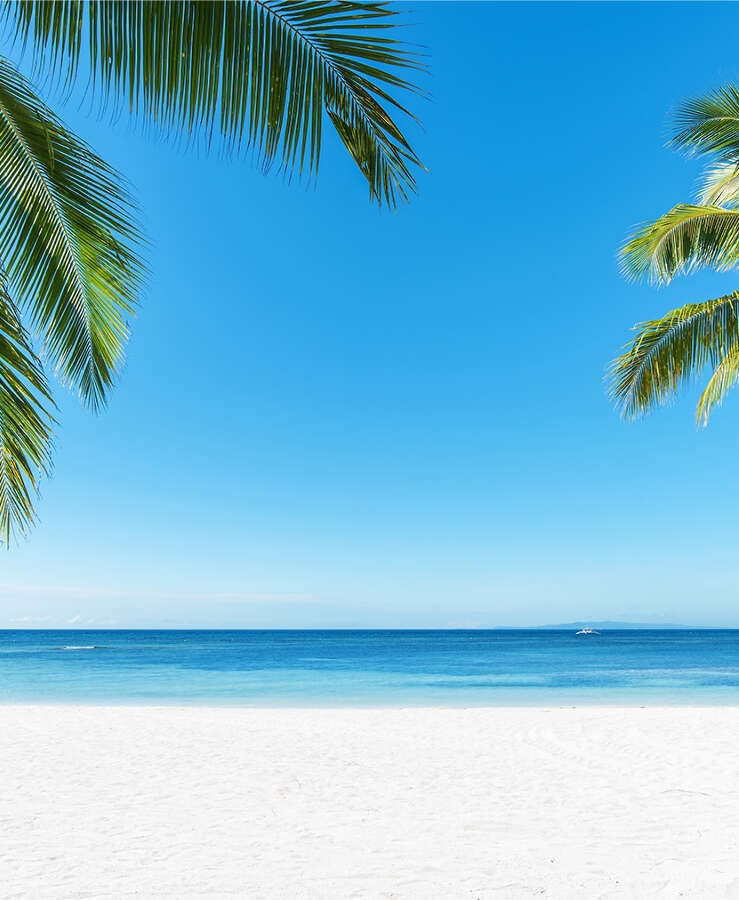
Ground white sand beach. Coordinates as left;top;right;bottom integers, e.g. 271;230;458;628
3;705;739;899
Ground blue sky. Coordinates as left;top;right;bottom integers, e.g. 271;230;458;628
4;2;739;628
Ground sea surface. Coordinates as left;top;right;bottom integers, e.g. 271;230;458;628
1;629;739;706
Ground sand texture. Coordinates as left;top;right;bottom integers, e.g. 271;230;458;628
3;705;739;899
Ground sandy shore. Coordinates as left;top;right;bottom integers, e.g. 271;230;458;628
3;705;739;899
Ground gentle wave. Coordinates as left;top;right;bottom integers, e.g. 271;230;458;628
61;645;99;651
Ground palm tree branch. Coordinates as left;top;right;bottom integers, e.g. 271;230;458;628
620;205;739;284
0;282;55;544
671;83;739;161
0;89;92;360
609;293;739;419
3;0;427;209
697;163;739;208
696;339;739;426
0;58;145;409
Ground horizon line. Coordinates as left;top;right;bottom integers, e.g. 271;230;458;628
0;622;731;631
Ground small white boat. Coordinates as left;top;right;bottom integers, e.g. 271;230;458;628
575;627;600;635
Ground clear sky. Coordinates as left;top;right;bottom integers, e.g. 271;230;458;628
4;2;739;628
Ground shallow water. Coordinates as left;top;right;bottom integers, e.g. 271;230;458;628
1;628;739;705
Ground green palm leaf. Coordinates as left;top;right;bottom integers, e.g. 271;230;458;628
609;293;739;421
671;83;739;161
697;163;739;208
6;0;426;208
0;57;145;410
696;340;739;425
620;205;739;284
0;284;55;543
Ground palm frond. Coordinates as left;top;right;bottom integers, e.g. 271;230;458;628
609;293;739;419
0;57;145;410
697;163;739;207
620;205;739;284
0;283;55;544
696;340;739;426
671;83;739;161
4;0;426;209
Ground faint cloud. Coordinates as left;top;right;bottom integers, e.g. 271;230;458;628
0;584;318;628
0;584;315;605
206;592;315;604
3;585;85;598
6;614;120;628
9;615;52;625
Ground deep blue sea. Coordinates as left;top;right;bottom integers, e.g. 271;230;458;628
2;629;739;705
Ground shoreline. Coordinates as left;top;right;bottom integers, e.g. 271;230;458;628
4;705;739;897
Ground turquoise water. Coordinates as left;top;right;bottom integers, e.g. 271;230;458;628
2;629;739;705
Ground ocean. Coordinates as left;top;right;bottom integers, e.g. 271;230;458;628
2;628;739;705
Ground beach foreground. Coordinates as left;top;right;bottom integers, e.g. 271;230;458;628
3;706;739;899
